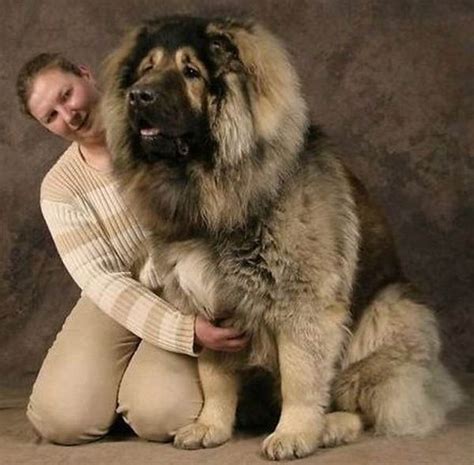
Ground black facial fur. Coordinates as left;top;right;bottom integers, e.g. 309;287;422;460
117;16;244;167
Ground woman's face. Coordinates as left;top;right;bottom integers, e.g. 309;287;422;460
28;66;103;145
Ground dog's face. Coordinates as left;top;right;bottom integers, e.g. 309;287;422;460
127;24;237;164
109;18;252;166
128;42;209;162
101;16;309;232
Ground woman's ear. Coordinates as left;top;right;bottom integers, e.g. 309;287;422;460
78;64;94;81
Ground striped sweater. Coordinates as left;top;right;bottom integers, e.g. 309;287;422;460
40;142;197;356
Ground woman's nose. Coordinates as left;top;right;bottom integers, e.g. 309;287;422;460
59;106;81;127
58;105;73;122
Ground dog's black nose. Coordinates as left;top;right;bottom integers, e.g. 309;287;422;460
128;88;157;107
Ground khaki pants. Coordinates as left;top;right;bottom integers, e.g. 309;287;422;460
27;296;202;445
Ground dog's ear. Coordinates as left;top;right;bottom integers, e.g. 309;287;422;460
100;24;151;172
100;25;149;94
206;30;243;75
206;18;308;144
206;19;292;96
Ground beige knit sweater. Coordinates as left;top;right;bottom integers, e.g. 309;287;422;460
40;143;197;356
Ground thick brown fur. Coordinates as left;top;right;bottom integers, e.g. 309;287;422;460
101;16;463;460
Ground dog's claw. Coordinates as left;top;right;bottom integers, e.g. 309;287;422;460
262;431;319;461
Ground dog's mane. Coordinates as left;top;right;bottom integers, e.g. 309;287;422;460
101;17;310;236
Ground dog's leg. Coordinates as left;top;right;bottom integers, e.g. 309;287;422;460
262;305;347;460
173;350;238;449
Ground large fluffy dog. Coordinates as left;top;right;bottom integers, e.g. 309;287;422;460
101;16;463;460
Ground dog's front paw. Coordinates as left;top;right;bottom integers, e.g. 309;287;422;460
320;412;363;448
173;422;232;450
262;430;319;460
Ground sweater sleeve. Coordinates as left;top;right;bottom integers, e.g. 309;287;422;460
40;197;198;357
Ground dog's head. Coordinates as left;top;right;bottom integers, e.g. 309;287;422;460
101;16;309;233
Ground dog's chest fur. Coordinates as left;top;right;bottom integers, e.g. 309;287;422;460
154;225;292;369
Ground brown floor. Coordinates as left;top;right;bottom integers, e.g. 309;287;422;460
1;375;473;465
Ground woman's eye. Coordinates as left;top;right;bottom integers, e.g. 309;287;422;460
142;64;154;74
46;111;57;124
183;66;200;79
61;89;71;102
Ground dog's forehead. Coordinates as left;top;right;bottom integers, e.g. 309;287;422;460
136;45;211;82
140;46;201;66
131;21;213;72
145;19;209;52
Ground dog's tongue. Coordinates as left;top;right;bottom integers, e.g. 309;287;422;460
140;127;160;136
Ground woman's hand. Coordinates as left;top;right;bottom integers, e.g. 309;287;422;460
194;315;249;352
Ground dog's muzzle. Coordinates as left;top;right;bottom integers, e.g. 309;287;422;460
127;85;196;161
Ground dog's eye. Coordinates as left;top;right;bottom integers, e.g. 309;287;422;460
183;66;200;80
141;63;154;75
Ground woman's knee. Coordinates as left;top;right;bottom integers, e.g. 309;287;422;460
117;342;203;441
27;393;116;445
119;391;202;442
25;296;138;445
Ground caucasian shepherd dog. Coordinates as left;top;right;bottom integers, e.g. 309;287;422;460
101;16;463;460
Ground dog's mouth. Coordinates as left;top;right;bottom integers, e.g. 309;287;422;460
134;117;192;159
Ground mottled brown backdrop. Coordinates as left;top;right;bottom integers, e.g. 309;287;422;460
1;0;473;390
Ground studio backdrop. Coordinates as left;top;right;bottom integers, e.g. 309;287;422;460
1;0;472;390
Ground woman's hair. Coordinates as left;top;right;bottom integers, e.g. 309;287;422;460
16;52;82;117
